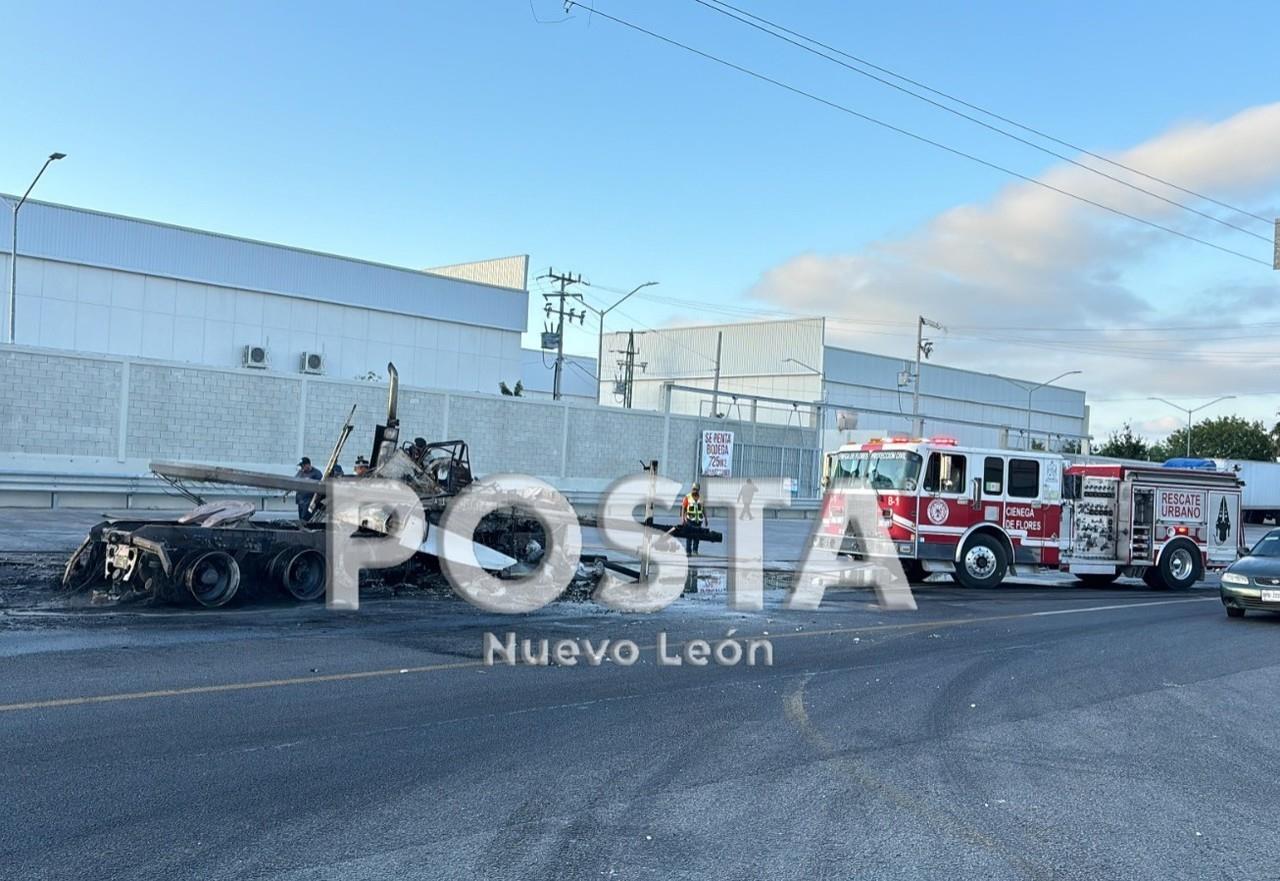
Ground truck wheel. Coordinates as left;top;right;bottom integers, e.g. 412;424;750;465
1076;572;1119;588
276;549;326;602
183;551;241;607
1226;606;1245;618
1142;567;1165;590
1156;540;1201;591
955;535;1007;589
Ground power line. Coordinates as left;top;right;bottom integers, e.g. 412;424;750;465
699;0;1273;228
622;288;1280;343
564;2;1272;267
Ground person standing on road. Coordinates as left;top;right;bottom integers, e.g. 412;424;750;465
737;478;757;521
682;483;705;556
295;456;323;520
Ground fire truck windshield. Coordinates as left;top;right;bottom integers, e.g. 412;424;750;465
867;450;923;491
830;451;870;487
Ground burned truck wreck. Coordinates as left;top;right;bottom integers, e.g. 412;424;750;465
62;363;722;608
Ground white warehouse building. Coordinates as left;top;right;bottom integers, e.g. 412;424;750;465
0;196;530;391
599;318;1090;452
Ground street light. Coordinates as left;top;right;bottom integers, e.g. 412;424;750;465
580;280;658;400
999;370;1083;450
1148;395;1236;458
782;357;821;374
8;152;67;344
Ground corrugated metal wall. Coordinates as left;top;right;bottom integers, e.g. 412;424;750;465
0;197;528;332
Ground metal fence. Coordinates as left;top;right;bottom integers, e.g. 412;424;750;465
732;441;824;498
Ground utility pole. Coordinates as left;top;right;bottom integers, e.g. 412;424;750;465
613;330;647;408
710;331;723;419
539;267;585;401
911;316;944;436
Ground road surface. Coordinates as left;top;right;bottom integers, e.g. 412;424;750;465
1;575;1277;880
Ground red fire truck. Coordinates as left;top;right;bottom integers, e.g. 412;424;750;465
817;437;1065;588
817;437;1245;590
1059;462;1244;589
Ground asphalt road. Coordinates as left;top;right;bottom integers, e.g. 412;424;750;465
2;574;1278;880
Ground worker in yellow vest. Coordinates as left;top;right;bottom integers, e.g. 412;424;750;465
681;483;704;555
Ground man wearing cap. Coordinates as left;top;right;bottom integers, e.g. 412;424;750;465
295;456;323;520
681;482;705;556
354;455;370;476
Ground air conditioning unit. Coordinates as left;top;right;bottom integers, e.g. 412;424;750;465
300;351;325;375
242;344;270;369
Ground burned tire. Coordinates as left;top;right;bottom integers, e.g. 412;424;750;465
1156;540;1201;591
182;551;241;608
272;549;326;602
955;534;1007;589
1076;572;1119;588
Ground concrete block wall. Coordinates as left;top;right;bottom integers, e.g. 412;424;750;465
127;363;302;465
0;349;123;455
565;407;666;480
450;395;567;477
0;346;821;506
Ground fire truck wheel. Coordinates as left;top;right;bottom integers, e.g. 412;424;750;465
1156;540;1202;591
955;534;1007;589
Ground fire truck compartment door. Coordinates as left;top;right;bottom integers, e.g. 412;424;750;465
1206;492;1240;564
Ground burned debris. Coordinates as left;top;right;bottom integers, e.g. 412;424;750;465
61;363;720;608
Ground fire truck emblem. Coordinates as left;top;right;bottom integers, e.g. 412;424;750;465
1216;498;1231;543
927;498;949;525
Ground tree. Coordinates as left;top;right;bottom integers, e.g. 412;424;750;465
1096;422;1151;460
1154;415;1274;461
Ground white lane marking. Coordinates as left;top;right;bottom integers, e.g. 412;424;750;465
1031;597;1215;616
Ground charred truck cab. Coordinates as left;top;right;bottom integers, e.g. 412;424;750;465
817;438;1064;588
1060;463;1244;589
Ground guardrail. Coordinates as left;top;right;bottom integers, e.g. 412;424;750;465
0;469;822;518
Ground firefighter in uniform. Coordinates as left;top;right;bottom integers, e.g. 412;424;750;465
681;483;705;556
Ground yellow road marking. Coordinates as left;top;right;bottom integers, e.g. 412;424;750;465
0;596;1215;713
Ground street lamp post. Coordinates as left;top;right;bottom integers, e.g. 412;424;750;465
580;280;658;402
1148;395;1237;458
998;370;1083;450
8;152;67;345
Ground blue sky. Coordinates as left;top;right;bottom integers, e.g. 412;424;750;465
3;0;1278;437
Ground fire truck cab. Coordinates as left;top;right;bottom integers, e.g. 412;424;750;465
1060;463;1244;589
818;437;1065;588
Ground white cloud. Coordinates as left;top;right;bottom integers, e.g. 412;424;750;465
747;102;1280;438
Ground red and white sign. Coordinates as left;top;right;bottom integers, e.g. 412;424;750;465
1158;489;1204;521
701;430;734;478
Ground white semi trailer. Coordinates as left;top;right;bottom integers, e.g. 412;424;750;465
1214;459;1280;524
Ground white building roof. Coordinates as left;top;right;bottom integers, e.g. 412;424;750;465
0;195;528;332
